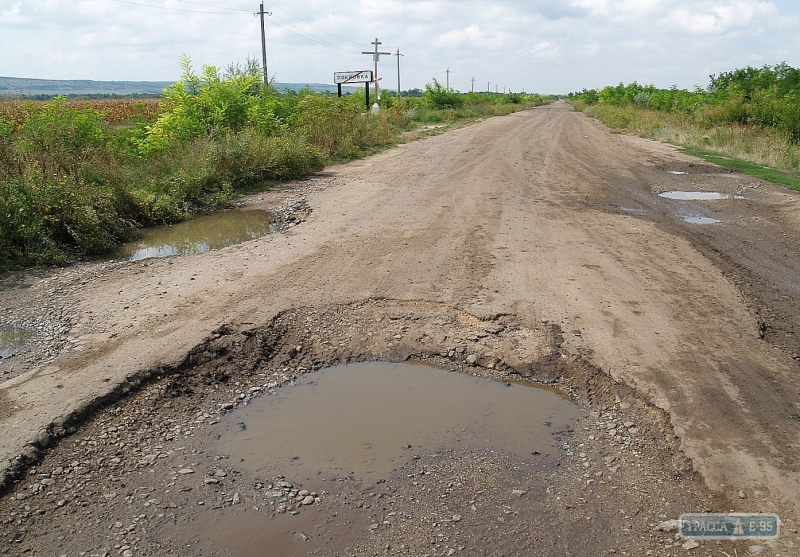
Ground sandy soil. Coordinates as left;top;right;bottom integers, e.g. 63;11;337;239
1;101;799;556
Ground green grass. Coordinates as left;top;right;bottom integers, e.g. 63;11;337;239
679;146;800;191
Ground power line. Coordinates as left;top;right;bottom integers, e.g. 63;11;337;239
171;0;251;12
108;0;241;14
401;54;441;73
267;13;361;54
263;1;365;46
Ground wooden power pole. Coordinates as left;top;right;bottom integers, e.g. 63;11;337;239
362;38;391;100
255;3;272;85
395;48;404;95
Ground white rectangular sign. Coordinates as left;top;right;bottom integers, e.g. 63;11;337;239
334;71;373;84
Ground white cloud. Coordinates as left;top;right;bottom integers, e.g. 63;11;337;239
0;0;797;93
667;1;779;35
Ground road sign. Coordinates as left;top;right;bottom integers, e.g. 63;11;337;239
681;514;780;540
334;71;373;85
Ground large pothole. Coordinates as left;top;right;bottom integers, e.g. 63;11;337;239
1;300;749;556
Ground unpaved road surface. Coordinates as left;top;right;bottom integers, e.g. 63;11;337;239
1;101;800;556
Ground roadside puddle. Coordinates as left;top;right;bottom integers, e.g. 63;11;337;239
682;214;720;224
109;209;276;261
196;361;578;556
0;326;32;358
659;191;743;200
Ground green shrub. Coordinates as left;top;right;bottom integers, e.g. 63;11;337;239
18;97;107;177
423;80;464;109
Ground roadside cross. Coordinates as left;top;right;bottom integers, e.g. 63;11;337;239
362;38;392;100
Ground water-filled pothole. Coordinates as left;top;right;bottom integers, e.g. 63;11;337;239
659;191;742;200
197;361;578;556
219;362;578;489
682;215;720;224
109;209;276;261
667;170;689;175
0;326;32;358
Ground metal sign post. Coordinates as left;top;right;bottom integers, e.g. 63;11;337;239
334;71;374;110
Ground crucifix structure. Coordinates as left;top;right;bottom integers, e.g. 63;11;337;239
362;38;391;100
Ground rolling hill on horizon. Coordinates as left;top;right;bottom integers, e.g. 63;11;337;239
0;76;357;97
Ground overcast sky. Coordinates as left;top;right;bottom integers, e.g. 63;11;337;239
2;0;800;93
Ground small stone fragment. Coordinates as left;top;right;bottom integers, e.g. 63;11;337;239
178;468;194;475
682;539;700;550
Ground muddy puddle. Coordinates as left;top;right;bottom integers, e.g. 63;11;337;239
219;362;577;488
0;325;32;358
660;191;742;200
109;209;276;261
196;361;578;556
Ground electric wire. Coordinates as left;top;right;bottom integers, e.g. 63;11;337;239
267;14;362;54
263;0;366;46
109;0;366;54
107;0;443;79
171;0;252;12
108;0;240;14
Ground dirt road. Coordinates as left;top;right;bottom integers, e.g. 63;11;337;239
2;101;799;555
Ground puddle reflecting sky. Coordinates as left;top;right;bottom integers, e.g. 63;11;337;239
682;215;720;224
110;210;276;261
0;326;32;358
660;191;742;200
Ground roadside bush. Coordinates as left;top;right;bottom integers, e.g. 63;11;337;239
294;94;389;157
423;80;464;109
212;130;324;185
18;97;107;177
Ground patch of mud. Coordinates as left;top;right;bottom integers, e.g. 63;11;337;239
0;300;758;556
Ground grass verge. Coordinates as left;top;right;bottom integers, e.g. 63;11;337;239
573;102;800;191
678;146;800;191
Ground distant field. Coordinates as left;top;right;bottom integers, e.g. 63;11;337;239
0;76;358;98
0;97;164;125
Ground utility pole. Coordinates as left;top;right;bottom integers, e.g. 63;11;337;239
395;48;404;95
362;38;391;100
446;67;451;92
255;3;272;85
487;81;490;93
471;77;475;92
